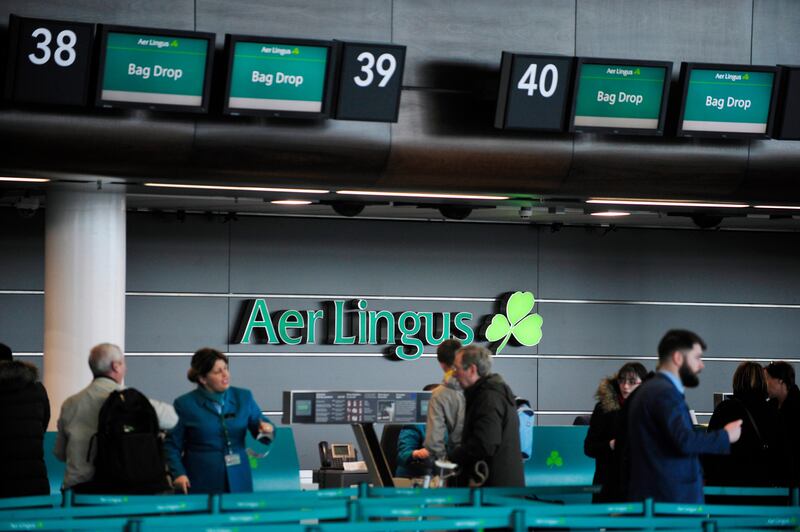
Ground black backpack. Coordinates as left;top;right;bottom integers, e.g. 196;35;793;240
90;388;168;494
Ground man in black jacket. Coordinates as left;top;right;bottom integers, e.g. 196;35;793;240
448;345;524;487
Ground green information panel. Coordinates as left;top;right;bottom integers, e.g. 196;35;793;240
573;63;668;130
681;68;775;134
100;31;210;108
227;41;329;113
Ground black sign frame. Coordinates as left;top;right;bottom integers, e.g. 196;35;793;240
94;24;215;113
770;65;798;141
333;40;406;123
494;52;575;132
223;34;338;119
4;14;95;107
676;62;780;140
569;57;673;136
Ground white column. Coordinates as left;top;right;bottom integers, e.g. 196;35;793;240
43;187;126;430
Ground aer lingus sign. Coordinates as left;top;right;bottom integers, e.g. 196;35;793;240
234;291;543;359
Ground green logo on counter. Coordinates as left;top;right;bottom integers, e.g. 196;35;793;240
484;291;543;354
546;450;563;468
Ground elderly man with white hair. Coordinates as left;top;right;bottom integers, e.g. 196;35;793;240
53;343;177;491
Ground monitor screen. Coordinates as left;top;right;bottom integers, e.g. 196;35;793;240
570;59;671;135
224;35;334;118
331;445;350;456
96;26;213;112
678;63;778;137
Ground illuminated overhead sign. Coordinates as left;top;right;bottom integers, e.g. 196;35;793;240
96;25;214;112
570;58;672;135
677;62;778;138
224;35;336;118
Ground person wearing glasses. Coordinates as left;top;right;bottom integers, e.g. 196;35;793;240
584;362;647;502
165;348;274;494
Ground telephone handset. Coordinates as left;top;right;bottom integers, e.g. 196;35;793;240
318;441;357;470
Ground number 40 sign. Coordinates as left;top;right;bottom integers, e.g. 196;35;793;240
334;41;406;123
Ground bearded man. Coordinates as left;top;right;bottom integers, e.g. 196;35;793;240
627;329;742;503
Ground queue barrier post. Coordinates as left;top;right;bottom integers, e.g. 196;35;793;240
511;508;526;532
644;497;654;517
208;494;220;514
793;487;799;507
63;489;73;508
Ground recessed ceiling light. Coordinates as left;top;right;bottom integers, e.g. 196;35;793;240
586;198;748;208
753;204;800;210
0;177;50;183
590;211;631;217
271;200;312;205
144;183;328;194
337;190;510;201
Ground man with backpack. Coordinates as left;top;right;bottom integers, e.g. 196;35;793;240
53;343;178;492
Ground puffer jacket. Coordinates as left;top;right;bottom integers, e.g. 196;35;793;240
0;360;51;497
584;377;625;502
449;373;524;487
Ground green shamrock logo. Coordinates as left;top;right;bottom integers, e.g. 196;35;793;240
743;73;750;81
634;68;641;75
546;450;563;468
170;40;179;47
484;291;543;354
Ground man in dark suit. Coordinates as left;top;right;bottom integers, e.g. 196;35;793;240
628;330;742;503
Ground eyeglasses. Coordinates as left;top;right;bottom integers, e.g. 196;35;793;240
617;378;642;386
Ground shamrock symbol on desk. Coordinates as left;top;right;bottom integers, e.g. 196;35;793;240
546;451;563;468
484;291;543;354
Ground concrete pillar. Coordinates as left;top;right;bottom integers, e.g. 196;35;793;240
43;187;126;430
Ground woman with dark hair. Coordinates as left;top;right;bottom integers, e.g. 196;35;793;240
165;348;274;494
584;362;647;502
704;361;785;488
0;349;51;498
764;361;800;486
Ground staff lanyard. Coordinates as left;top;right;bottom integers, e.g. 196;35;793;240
214;398;234;455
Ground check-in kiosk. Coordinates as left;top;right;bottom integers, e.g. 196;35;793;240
283;390;432;488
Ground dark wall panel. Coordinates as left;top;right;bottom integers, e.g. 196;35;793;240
127;212;230;293
0;295;43;352
752;0;800;65
0;209;44;290
537;302;800;359
125;296;228;352
0;1;194;28
539;227;800;304
394;0;575;89
229;216;539;298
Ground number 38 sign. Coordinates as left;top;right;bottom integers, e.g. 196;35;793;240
495;52;575;132
5;14;95;106
334;41;406;122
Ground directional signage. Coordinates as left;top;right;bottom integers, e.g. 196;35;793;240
678;63;778;138
5;14;94;106
334;41;406;122
775;66;800;140
494;52;575;131
96;26;214;112
224;35;336;118
570;58;671;135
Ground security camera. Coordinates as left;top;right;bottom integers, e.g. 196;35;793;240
519;206;532;220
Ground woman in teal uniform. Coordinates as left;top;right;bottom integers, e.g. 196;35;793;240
166;348;274;494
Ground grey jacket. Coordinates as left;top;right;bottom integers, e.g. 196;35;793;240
423;372;465;459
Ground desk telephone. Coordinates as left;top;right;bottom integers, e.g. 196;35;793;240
318;441;357;469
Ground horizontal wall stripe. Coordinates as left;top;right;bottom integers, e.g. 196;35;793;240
5;290;800;309
15;352;800;361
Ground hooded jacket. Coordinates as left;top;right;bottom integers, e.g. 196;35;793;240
0;361;50;498
449;373;524;487
584;377;625;502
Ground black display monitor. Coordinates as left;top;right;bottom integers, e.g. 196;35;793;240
676;62;779;138
95;25;214;112
774;65;800;140
282;390;432;425
494;52;575;131
5;14;95;106
569;57;672;136
223;34;337;119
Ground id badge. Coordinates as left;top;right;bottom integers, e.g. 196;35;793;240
224;453;241;467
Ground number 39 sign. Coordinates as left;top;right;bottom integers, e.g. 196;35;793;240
5;14;95;106
334;41;406;122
